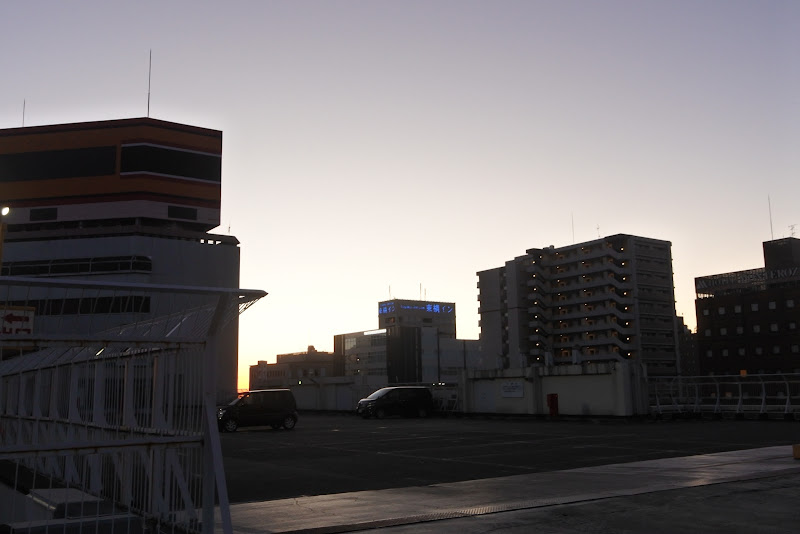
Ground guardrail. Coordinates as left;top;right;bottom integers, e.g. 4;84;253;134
0;276;265;533
649;374;800;419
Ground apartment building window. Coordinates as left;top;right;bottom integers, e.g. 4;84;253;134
773;346;781;355
769;301;777;310
706;350;713;358
791;322;797;330
755;347;763;355
753;325;761;333
720;328;727;336
704;329;712;337
736;326;744;335
770;323;779;332
787;299;795;308
702;309;710;316
722;349;729;357
718;307;726;315
792;345;799;354
738;348;746;356
751;303;759;312
734;305;742;313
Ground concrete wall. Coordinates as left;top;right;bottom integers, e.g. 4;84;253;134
464;362;648;417
279;361;649;417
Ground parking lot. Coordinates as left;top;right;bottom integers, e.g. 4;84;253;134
220;413;800;503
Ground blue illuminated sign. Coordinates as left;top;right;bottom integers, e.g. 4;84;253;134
378;301;454;314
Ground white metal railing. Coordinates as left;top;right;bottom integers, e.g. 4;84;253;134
649;374;800;419
0;276;265;533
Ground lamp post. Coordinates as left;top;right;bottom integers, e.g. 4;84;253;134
0;206;9;274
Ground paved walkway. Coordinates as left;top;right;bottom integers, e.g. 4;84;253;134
224;446;800;534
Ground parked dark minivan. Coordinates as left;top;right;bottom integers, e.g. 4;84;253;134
357;386;434;419
218;389;298;432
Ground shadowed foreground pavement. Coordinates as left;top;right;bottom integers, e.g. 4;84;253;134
222;445;800;533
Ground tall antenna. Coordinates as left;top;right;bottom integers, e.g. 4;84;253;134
768;195;774;240
571;213;575;243
147;49;152;117
22;99;25;127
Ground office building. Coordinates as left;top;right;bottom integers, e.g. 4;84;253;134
333;299;481;385
478;234;679;376
250;346;341;389
695;238;800;375
0;117;244;401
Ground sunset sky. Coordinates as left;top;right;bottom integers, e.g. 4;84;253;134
2;1;798;389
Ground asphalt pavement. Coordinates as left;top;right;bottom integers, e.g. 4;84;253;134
220;414;800;533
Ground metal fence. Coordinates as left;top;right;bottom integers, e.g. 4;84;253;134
649;373;800;419
0;276;265;533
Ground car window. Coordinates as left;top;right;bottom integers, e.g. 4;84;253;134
366;388;390;400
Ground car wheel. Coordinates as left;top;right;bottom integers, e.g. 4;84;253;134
418;408;428;418
282;415;297;430
223;419;238;432
376;408;386;419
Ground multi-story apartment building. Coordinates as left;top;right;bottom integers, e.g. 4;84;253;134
478;234;679;376
695;238;800;375
0;117;245;401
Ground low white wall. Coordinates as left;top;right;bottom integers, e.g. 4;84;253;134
464;362;647;416
278;361;649;416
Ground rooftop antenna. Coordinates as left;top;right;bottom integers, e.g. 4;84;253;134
596;224;600;238
790;224;797;238
147;49;152;117
768;195;774;240
22;99;25;126
571;213;575;243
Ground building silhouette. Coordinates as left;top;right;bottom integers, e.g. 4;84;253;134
337;299;481;385
478;234;679;376
695;237;800;375
250;345;341;389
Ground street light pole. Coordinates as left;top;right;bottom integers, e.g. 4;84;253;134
0;206;9;274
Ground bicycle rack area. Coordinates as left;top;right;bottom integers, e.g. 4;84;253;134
649;374;800;420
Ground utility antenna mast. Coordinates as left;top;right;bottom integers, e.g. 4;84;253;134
147;49;152;117
768;195;774;240
22;99;25;127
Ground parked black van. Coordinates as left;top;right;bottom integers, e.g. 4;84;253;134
357;386;434;419
218;389;298;432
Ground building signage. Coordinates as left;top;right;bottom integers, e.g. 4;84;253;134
378;301;455;315
1;306;34;335
696;266;800;294
501;380;524;398
767;267;800;280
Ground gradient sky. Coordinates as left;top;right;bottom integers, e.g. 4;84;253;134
2;1;798;390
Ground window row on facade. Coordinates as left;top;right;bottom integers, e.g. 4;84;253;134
700;300;796;315
704;322;797;336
